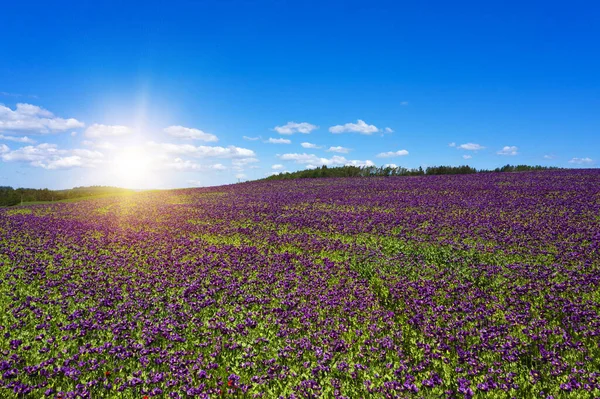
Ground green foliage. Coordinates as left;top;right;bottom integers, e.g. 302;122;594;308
264;164;560;181
0;185;133;207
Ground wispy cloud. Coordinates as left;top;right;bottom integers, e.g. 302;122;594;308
164;125;218;142
278;152;374;168
274;122;318;135
376;149;409;158
329;119;379;135
0;134;36;143
265;137;291;144
301;142;322;149
163;158;227;171
0;91;38;99
462;155;472;159
457;143;485;151
271;164;285;170
148;142;256;158
568;157;594;165
82;140;116;150
243;136;261;141
327;146;351;154
384;127;394;133
231;157;260;171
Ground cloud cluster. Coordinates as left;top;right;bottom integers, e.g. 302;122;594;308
0;103;84;134
278;153;374;168
327;146;351;154
274;122;318;135
497;146;518;156
329;119;378;135
163;158;228;171
457;143;485;151
568;157;594;165
1;143;103;169
148;142;255;159
164;125;218;142
376;149;409;158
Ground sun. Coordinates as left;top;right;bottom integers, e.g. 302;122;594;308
108;147;153;188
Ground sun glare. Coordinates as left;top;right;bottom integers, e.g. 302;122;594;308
109;147;153;189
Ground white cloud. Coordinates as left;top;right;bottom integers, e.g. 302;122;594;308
274;122;318;135
384;163;398;168
497;146;518;156
376;149;409;158
71;131;77;137
188;180;202;186
543;154;556;159
82;140;116;150
163;158;202;171
278;152;374;168
462;155;472;159
72;148;104;159
400;101;409;106
329;119;379;135
0;144;9;154
301;142;322;149
384;127;394;133
164;125;218;142
0;103;84;134
1;143;103;169
235;173;246;179
85;124;132;138
266;137;291;144
568;157;594;165
346;159;375;167
148;142;256;158
457;143;485;151
0;134;36;143
163;158;228;171
271;164;285;170
232;157;259;166
231;157;260;171
327;146;351;154
449;142;456;147
243;136;261;141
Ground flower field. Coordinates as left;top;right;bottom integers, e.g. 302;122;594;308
1;170;600;398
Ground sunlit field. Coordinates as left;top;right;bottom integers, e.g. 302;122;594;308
1;170;599;398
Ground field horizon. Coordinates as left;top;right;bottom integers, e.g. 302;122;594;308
2;169;599;398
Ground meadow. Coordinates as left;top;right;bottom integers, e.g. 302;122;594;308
1;170;599;398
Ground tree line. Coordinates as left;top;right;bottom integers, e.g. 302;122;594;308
264;164;561;180
0;186;132;207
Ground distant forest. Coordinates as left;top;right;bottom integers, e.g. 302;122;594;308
0;186;132;207
264;164;561;180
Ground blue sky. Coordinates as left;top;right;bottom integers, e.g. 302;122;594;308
1;0;599;189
